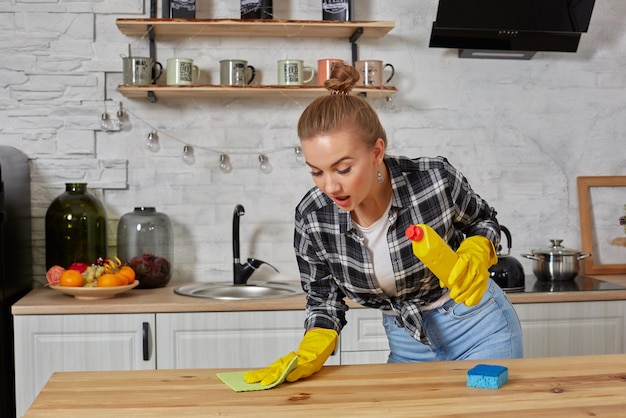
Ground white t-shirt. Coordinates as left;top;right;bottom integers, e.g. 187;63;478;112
352;200;397;297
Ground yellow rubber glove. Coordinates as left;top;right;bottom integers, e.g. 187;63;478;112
445;236;497;306
244;328;338;386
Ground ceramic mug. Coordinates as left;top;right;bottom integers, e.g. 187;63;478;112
277;59;315;86
220;59;256;86
122;56;163;85
317;58;344;86
355;60;395;86
166;58;201;85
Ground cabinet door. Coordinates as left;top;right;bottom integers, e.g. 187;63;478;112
156;311;340;369
14;313;155;418
514;301;626;358
342;309;390;364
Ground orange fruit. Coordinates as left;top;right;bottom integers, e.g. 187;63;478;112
118;266;136;284
97;273;124;287
115;272;130;286
60;269;84;287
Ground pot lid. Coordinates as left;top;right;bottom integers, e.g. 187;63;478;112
531;239;582;256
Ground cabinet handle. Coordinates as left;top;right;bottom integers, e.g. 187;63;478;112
142;322;150;361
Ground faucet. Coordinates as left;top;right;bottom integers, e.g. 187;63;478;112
232;204;279;285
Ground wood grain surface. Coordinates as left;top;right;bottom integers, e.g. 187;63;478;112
115;18;395;38
12;275;626;316
117;84;398;100
24;354;626;417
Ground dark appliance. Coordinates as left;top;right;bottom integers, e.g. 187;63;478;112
429;0;596;59
0;146;32;418
489;225;525;292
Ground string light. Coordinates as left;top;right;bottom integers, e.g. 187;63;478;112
100;100;127;132
258;154;273;174
146;131;160;153
294;146;306;165
100;111;111;131
219;154;233;173
109;102;308;172
182;145;195;165
112;102;125;130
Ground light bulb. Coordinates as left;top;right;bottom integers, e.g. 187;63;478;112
146;131;160;153
182;145;195;165
100;112;111;131
113;102;125;130
219;154;233;173
294;146;306;165
258;154;272;174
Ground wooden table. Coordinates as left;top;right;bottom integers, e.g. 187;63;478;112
24;354;626;417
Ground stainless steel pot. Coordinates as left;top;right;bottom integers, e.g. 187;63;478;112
521;239;591;282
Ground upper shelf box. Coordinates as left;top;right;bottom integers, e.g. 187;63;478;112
115;18;395;38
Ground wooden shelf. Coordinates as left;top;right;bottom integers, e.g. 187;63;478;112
115;19;397;101
116;18;395;39
117;84;397;100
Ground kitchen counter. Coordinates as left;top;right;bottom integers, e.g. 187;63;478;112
24;353;626;417
11;274;626;315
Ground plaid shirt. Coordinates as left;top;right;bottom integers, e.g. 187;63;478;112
294;155;500;343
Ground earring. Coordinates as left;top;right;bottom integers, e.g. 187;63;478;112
377;167;384;183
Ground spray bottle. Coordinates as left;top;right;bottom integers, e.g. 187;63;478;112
405;224;458;284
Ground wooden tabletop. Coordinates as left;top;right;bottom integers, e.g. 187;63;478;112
24;354;626;417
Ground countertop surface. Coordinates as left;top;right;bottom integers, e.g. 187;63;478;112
24;354;626;417
12;275;626;316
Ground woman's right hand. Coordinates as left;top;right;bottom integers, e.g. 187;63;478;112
244;328;338;385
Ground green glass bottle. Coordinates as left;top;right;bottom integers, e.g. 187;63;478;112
45;183;108;269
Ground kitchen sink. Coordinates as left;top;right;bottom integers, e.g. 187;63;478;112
174;282;303;300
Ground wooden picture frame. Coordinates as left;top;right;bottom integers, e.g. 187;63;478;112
577;176;626;275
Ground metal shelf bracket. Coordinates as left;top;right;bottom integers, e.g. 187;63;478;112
147;0;159;102
349;27;364;65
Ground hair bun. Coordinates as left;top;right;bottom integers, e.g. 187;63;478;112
324;63;359;94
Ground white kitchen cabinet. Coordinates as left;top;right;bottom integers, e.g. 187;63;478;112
514;300;626;358
342;300;626;363
155;311;340;369
341;308;389;364
13;313;155;418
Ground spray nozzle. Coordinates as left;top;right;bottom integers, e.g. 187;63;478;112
405;225;424;242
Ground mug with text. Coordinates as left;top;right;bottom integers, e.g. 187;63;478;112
220;59;256;86
166;58;200;85
355;60;395;86
317;58;345;86
277;59;315;86
122;56;163;85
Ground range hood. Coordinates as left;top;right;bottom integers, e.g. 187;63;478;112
429;0;596;59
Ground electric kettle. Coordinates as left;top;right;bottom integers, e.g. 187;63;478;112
489;225;526;292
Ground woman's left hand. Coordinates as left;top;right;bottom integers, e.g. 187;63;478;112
445;236;497;306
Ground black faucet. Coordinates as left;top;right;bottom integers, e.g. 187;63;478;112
232;204;278;285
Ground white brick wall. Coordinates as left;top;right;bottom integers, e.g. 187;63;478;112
1;1;625;285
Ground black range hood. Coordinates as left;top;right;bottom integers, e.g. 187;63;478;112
429;0;596;59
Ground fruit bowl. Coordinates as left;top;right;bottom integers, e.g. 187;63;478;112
49;280;139;300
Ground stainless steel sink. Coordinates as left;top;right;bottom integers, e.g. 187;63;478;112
174;282;302;300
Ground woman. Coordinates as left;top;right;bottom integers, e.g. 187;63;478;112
244;63;523;387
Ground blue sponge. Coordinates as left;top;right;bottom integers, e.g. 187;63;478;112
467;364;508;389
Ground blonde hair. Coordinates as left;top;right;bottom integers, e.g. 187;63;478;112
297;63;387;148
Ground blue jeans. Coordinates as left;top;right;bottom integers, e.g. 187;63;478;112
384;280;523;362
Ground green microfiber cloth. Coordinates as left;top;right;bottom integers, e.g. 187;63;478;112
217;355;298;392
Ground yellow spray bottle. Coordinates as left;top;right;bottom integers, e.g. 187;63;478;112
405;224;458;285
